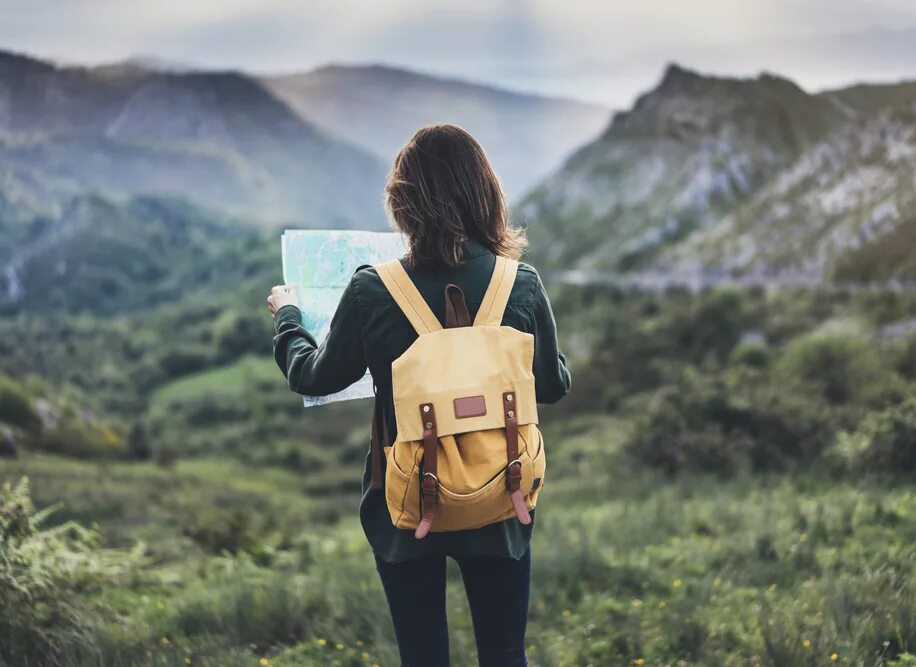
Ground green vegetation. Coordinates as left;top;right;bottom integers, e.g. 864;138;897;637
4;280;916;665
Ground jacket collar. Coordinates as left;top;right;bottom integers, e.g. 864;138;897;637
463;238;492;259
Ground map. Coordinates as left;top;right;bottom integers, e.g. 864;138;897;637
281;229;407;406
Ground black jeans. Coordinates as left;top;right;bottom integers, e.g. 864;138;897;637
374;549;531;667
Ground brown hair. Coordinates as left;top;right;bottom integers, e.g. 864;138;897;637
385;124;526;269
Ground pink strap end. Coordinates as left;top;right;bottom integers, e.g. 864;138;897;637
415;517;432;539
510;490;532;525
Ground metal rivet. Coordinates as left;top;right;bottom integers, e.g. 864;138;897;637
507;410;514;418
423;405;430;413
425;421;433;429
506;394;513;401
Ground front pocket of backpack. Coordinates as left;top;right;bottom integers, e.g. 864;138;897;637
384;443;421;528
436;470;511;530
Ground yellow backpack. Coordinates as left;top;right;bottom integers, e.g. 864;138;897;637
370;256;547;539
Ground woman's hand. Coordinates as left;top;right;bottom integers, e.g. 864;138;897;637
267;285;299;317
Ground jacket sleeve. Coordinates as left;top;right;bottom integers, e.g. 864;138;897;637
272;275;368;396
531;274;572;404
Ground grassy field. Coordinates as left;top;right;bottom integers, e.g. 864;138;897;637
4;286;916;666
4;415;916;667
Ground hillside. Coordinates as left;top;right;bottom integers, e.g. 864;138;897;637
0;194;275;315
516;65;847;272
662;102;916;280
517;64;916;280
263;64;610;198
0;51;388;227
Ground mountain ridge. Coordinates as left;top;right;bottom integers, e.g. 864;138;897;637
262;63;611;198
519;64;916;281
0;49;388;227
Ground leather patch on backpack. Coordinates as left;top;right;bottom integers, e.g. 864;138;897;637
454;395;486;419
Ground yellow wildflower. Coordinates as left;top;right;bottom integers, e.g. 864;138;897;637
659;601;667;609
830;653;839;661
673;578;683;589
318;638;327;646
336;643;344;650
160;637;170;646
259;659;269;666
802;639;811;649
634;659;645;665
184;659;192;665
362;653;370;660
631;598;643;607
562;609;572;617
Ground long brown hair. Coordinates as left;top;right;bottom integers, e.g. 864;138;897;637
385;124;526;269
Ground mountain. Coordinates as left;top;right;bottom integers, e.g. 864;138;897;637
517;65;848;272
0;193;276;315
0;50;388;227
262;64;610;198
661;93;916;281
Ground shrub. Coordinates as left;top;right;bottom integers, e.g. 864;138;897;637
624;371;833;475
0;477;137;666
778;333;889;405
895;333;916;380
831;396;916;475
729;341;772;369
213;309;272;361
39;421;128;459
0;376;42;432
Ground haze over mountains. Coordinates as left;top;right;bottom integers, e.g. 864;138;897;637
0;51;389;229
519;65;916;282
2;46;916;313
0;49;610;311
263;64;609;198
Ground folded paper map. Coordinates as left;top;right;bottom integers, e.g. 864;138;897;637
281;229;406;406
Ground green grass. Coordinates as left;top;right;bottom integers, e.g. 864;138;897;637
150;355;281;408
5;436;916;666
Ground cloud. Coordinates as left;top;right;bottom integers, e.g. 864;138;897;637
1;0;914;105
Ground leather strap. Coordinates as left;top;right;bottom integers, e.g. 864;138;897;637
376;260;442;335
474;257;519;327
415;402;439;539
444;284;471;328
369;388;392;491
503;391;531;525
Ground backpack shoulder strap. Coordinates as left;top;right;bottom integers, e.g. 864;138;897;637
375;259;443;335
473;256;519;326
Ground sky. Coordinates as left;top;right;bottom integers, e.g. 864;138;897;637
2;0;916;108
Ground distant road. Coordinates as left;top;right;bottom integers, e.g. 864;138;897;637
550;269;916;294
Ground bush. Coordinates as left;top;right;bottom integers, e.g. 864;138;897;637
778;333;890;405
895;334;916;380
831;396;916;475
39;421;128;459
624;371;833;475
0;376;42;432
0;477;137;666
212;309;272;361
729;340;772;369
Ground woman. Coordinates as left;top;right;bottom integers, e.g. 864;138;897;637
267;124;571;667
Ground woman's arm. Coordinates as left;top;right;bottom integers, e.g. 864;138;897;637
270;277;368;396
531;274;572;404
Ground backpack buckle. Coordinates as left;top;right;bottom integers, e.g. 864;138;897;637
505;458;522;489
421;471;439;493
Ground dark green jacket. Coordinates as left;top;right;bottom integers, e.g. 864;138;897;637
273;239;571;563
